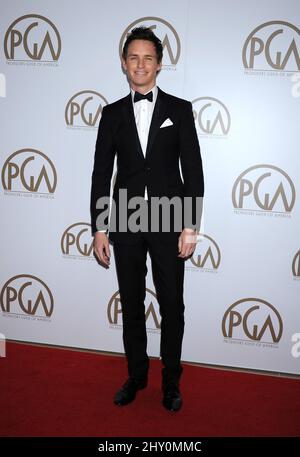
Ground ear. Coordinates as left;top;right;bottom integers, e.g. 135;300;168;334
121;58;127;72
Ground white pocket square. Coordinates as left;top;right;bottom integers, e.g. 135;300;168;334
160;118;173;128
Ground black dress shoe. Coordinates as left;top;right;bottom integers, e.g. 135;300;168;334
162;382;182;412
114;377;147;406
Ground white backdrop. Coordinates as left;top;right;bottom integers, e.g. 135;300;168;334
1;0;299;375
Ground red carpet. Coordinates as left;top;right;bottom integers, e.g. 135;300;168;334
0;342;299;437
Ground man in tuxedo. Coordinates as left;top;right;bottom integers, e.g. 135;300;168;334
91;27;204;412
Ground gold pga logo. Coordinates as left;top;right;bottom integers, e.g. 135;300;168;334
120;17;180;69
292;250;300;278
222;298;283;344
107;287;160;332
188;234;221;272
65;91;108;128
4;14;61;62
192;97;230;137
232;164;295;214
61;223;94;258
242;21;300;73
1;148;57;195
0;274;54;317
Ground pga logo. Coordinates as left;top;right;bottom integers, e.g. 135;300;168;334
291;333;300;358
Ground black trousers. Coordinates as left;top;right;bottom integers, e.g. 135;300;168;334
113;232;185;382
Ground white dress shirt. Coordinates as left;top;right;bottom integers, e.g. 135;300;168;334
97;86;157;232
131;85;158;200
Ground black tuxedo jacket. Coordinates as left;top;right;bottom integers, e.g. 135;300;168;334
90;87;204;244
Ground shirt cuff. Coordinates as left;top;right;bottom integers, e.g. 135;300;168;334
183;227;197;233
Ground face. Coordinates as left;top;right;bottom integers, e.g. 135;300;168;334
122;39;162;93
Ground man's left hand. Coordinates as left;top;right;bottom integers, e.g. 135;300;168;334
178;228;198;258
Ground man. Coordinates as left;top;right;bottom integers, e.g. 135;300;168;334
91;27;204;412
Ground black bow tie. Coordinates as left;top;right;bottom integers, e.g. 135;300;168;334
134;91;153;103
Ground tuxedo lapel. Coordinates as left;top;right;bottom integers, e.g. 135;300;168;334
145;88;167;159
122;94;144;160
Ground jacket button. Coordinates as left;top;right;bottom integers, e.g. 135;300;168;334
146;167;150;171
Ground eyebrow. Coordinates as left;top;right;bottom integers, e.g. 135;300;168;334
127;53;155;57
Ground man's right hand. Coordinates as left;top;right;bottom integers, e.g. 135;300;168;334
93;232;110;267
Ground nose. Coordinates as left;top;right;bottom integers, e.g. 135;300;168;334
137;58;145;68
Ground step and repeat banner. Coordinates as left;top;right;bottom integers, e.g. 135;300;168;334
1;0;299;375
